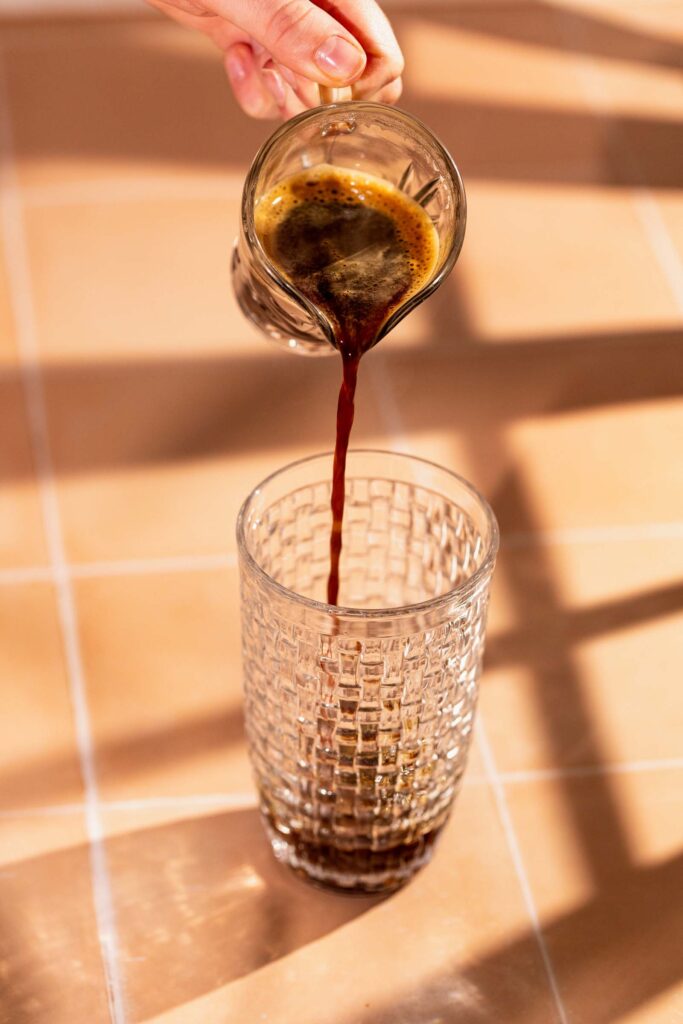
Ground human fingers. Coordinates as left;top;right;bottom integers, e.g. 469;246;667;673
317;0;404;99
224;42;281;118
369;76;403;105
212;0;367;87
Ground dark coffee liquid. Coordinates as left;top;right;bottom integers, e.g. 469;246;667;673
264;806;444;893
255;165;438;603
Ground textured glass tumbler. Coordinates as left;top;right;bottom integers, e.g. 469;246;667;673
237;451;498;893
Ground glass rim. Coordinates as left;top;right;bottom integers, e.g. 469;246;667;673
236;449;499;620
241;101;467;348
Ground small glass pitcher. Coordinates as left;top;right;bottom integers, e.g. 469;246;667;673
232;101;467;355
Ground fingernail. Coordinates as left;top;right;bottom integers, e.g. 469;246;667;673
226;50;248;83
314;36;365;82
262;68;286;107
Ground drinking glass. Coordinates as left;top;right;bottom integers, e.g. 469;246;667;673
237;451;498;893
232;102;466;355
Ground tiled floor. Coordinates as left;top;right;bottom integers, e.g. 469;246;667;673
0;2;681;1023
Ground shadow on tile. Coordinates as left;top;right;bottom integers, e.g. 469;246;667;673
486;578;683;673
0;823;111;1024
2;9;682;189
329;850;683;1024
0;705;245;811
105;808;382;1021
0;323;679;485
415;1;682;72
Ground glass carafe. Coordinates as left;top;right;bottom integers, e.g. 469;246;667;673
232;101;466;355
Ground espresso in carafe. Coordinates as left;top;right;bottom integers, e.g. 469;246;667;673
255;164;438;604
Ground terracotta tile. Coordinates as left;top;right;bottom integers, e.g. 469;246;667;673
0;240;17;362
480;538;683;772
573;35;683;121
455;181;680;341
376;327;683;533
74;567;255;800
22;193;399;562
46;346;394;562
552;0;683;187
22;197;257;360
0;246;48;569
106;783;557;1024
0;380;48;569
506;769;683;1023
3;17;268;188
652;190;683;268
0;583;83;810
0;813;110;1024
400;5;587;112
502;397;683;534
555;0;683;42
76;558;485;804
395;7;628;190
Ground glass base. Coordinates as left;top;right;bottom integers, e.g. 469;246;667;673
263;814;444;894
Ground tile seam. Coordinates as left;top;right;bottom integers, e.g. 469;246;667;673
0;553;238;585
477;720;570;1024
2;522;683;588
0;58;126;1024
373;340;569;1022
4;754;683;820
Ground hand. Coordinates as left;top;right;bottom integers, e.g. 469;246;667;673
147;0;404;119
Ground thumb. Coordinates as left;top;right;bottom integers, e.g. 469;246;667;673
213;0;366;85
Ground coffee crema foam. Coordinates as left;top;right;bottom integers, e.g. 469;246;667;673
255;164;439;347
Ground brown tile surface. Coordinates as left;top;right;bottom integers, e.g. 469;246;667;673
0;381;48;569
401;5;584;112
481;538;683;772
22;196;255;359
0;583;83;810
455;181;680;341
375;329;683;534
107;783;558;1024
0;247;47;569
394;4;682;192
46;347;394;562
0;813;110;1024
1;1;681;1020
653;190;683;266
506;769;683;1023
576;29;683;121
74;566;254;800
0;241;17;361
2;17;268;188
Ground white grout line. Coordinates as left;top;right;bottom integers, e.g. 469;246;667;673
477;720;570;1024
5;752;683;822
500;756;683;785
502;522;683;548
0;564;53;585
101;793;259;813
0;802;87;820
69;552;238;578
0;793;259;820
0;60;126;1024
631;190;683;315
372;321;570;1021
0;553;238;586
2;520;681;588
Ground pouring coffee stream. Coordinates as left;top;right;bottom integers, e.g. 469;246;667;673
232;101;466;605
254;162;440;602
